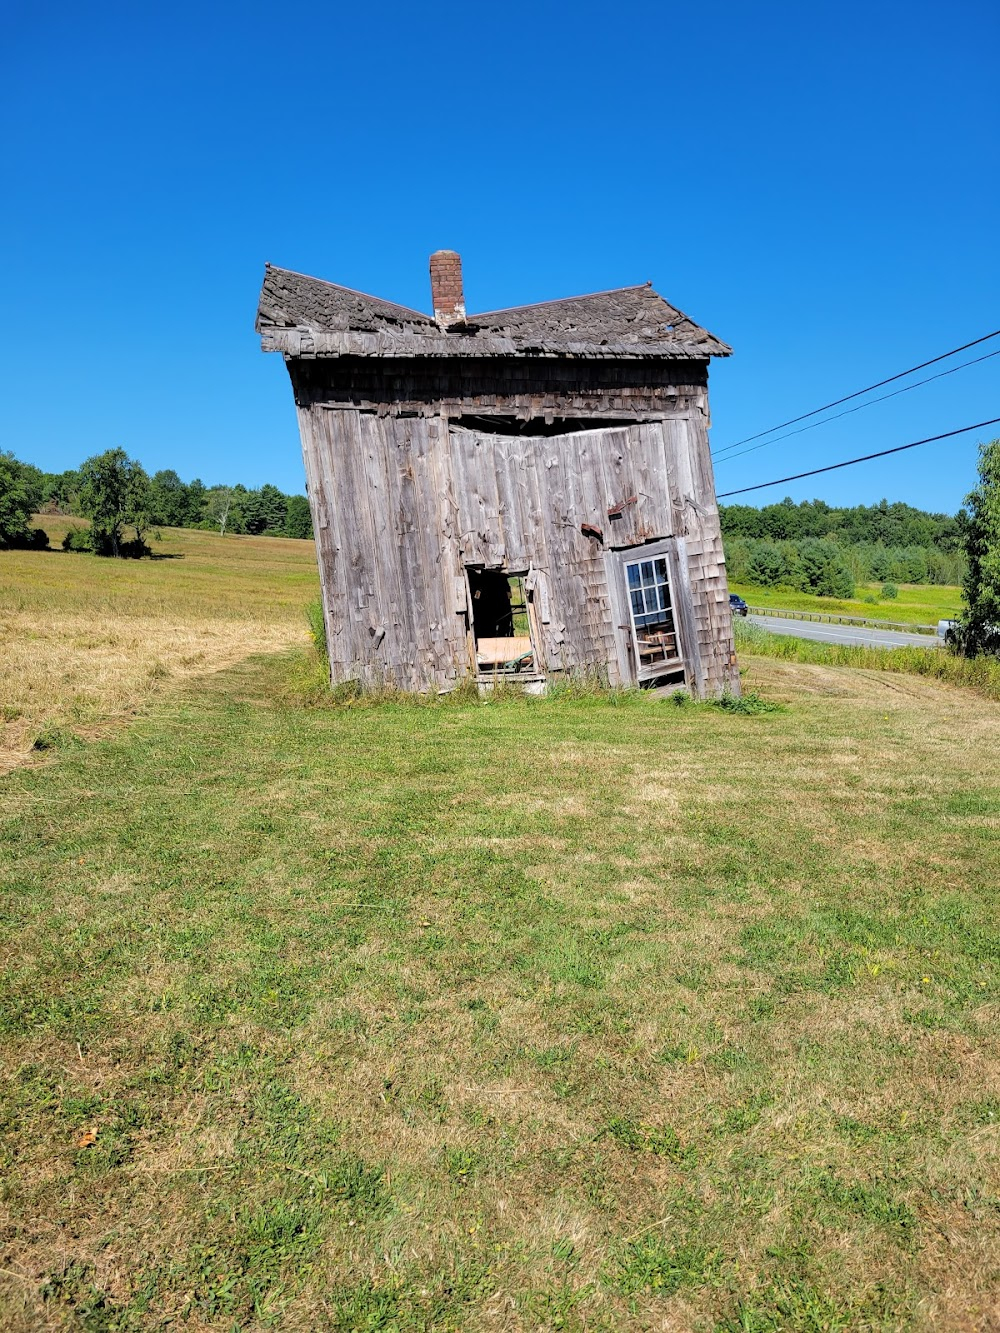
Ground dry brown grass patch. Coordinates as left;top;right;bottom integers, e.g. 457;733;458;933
1;522;317;771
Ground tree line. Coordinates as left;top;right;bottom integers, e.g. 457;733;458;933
0;448;313;554
719;497;967;594
0;449;976;595
724;537;965;595
719;497;963;549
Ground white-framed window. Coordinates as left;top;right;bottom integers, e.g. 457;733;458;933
623;551;681;676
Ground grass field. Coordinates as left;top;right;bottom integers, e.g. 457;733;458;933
728;582;963;628
0;517;319;772
733;619;1000;703
1;531;998;1331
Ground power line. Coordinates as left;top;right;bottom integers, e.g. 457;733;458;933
711;328;1000;457
716;417;1000;499
714;347;1000;465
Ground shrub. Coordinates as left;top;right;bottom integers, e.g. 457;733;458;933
951;438;1000;658
305;600;328;660
90;533;151;559
62;526;149;557
712;689;786;715
62;527;94;553
3;525;48;551
0;451;42;548
881;582;899;599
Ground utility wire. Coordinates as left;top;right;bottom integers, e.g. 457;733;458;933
711;328;1000;456
714;347;1000;465
716;417;1000;500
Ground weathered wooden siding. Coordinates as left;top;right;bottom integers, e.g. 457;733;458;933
296;386;738;697
298;405;469;689
293;357;709;421
663;414;739;696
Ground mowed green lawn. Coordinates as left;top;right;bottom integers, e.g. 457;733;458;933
728;582;963;628
1;532;998;1330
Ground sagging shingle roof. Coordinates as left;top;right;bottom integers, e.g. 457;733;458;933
256;264;731;361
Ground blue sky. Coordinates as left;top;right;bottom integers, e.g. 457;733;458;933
3;0;998;512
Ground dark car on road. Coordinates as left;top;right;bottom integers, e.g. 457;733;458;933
729;593;748;617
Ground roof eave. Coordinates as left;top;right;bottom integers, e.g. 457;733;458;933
260;327;728;360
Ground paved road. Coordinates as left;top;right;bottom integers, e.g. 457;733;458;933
746;614;940;650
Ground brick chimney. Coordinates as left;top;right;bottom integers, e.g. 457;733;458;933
429;250;465;327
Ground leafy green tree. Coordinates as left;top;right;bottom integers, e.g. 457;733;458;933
951;439;1000;657
815;559;854;599
226;484;249;534
15;459;44;511
866;546;891;581
78;448;155;557
150;469;190;527
185;478;208;526
42;469;81;513
284;494;313;540
745;542;789;587
788;539;854;597
205;486;235;535
259;483;289;533
240;488;266;534
0;451;42;547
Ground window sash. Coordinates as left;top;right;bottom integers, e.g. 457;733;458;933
623;553;680;675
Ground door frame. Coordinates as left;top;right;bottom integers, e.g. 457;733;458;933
463;564;546;682
606;538;690;687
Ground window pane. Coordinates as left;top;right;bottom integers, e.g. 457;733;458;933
623;550;679;674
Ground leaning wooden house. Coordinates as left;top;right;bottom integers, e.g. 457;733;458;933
256;251;739;697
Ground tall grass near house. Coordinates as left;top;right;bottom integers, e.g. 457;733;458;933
305;597;327;660
734;616;1000;700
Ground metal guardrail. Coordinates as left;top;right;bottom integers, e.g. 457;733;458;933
746;606;939;635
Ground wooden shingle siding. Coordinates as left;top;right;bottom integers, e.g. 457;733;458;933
293;357;709;420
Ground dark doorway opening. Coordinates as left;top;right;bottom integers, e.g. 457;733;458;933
452;414;635;437
467;568;537;675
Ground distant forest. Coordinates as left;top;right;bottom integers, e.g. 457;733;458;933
2;452;970;592
719;498;966;593
13;456;314;541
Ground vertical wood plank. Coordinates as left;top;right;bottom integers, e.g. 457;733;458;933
360;413;417;687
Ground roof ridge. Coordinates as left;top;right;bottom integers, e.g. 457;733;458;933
264;263;432;323
257;266;731;357
468;284;656;322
